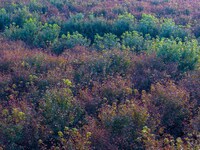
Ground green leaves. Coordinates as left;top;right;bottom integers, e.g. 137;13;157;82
94;33;120;50
138;14;159;37
159;18;176;38
20;18;41;44
113;12;135;36
121;31;144;52
40;83;83;132
0;8;10;31
33;23;60;48
52;32;90;54
150;38;200;72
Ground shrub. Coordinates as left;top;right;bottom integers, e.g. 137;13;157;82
164;7;176;15
150;38;199;72
0;58;12;73
81;15;112;42
179;71;200;106
11;7;31;27
4;23;21;40
0;107;27;147
0;8;10;31
160;19;188;40
0;102;40;149
39;80;84;133
93;33;120;50
19;18;41;44
33;23;60;48
84;118;118;149
131;54;179;92
178;39;199;71
61;14;112;42
1;1;200;149
191;108;200;132
74;50;131;84
28;0;48;14
121;31;144;52
41;127;92;149
154;38;182;63
172;26;189;40
98;101;148;149
159;18;176;38
137;14;159;37
193;24;200;38
141;126;200;149
145;82;191;137
91;76;132;104
112;12;135;36
52;32;90;54
60;13;84;35
22;53;57;74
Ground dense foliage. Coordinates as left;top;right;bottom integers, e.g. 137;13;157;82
0;0;200;149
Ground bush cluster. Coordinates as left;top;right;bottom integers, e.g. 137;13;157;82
0;0;200;149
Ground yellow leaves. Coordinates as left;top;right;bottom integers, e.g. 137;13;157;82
86;132;92;139
60;138;66;143
164;138;169;145
12;108;18;115
118;12;135;21
12;84;17;89
18;112;26;120
124;87;132;95
134;89;139;95
158;127;164;135
64;126;69;135
56;127;91;149
12;108;26;123
38;139;43;144
58;131;64;137
2;109;9;116
99;100;148;129
150;85;155;92
142;126;150;134
176;137;183;150
141;90;148;103
63;79;72;87
29;74;38;81
21;61;25;67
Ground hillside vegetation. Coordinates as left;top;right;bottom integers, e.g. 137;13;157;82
0;0;200;149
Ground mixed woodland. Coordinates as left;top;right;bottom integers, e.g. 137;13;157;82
0;0;200;149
